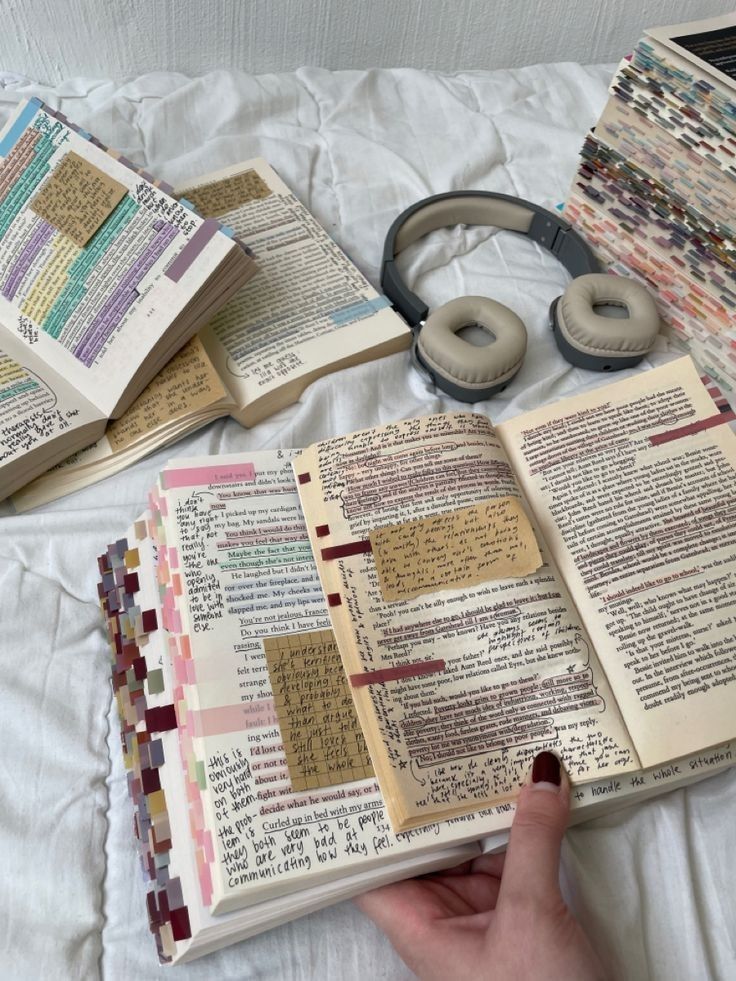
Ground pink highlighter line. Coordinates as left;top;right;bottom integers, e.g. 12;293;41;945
162;462;256;490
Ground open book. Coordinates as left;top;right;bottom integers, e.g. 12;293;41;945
11;157;411;511
0;99;255;502
97;357;734;963
294;357;736;830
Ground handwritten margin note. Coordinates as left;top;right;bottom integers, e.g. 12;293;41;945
263;629;374;792
30;150;127;248
369;496;543;602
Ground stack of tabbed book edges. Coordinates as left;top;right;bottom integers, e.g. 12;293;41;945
564;23;736;400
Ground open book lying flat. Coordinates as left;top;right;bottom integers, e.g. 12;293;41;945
97;356;735;964
295;356;736;830
0;99;256;502
11;157;411;511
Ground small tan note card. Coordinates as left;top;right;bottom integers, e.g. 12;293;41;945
184;169;270;218
31;150;127;247
263;629;374;792
370;496;543;602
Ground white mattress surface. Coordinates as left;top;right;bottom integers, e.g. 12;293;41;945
1;63;735;981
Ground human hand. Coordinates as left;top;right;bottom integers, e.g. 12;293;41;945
355;752;607;980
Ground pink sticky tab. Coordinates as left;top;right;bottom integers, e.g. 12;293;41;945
198;856;213;907
185;659;197;684
162;462;256;490
203;830;215;863
189;698;278;737
169;547;179;569
174;656;188;685
170;609;182;634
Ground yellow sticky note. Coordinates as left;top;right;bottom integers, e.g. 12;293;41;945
370;496;543;602
30;150;127;247
124;548;140;569
183;169;270;218
263;630;374;792
147;789;166;815
107;337;227;452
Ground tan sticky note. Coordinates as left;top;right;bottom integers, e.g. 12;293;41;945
106;336;228;451
370;496;543;602
263;629;374;792
30;150;127;247
183;169;270;218
124;548;140;569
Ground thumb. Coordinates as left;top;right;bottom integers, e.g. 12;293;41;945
497;751;570;911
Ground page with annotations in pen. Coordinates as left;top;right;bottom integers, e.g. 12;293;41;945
294;414;639;832
0;99;239;419
10;336;234;511
0;328;103;491
149;450;500;915
497;357;736;769
177;158;410;425
100;498;736;964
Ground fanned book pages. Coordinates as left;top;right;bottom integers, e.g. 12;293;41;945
12;157;411;511
564;12;736;403
0;98;256;502
294;357;736;831
97;360;735;962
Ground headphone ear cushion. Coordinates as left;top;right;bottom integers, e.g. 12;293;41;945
417;296;527;395
555;274;660;365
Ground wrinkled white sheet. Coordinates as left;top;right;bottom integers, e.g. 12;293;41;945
1;64;734;981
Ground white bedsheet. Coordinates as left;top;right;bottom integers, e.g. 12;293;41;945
1;64;734;981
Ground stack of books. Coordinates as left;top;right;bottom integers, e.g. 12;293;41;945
0;103;411;507
564;12;736;400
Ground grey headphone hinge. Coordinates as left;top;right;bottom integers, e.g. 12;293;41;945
527;210;601;279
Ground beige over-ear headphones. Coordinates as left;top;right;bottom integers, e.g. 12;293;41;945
381;191;660;401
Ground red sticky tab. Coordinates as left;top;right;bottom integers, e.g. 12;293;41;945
321;539;372;561
141;767;161;794
327;593;342;607
133;656;148;681
145;704;178;732
315;524;330;537
146;890;159;926
124;572;140;594
297;472;311;484
350;659;445;687
649;411;735;446
141;609;158;633
169;906;192;941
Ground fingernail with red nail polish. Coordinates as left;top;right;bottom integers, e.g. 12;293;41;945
532;751;561;787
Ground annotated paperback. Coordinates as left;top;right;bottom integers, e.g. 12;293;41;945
294;357;736;830
12;157;410;510
0;98;256;502
97;357;735;963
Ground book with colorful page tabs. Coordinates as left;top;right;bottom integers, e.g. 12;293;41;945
294;357;736;832
97;366;735;963
0;98;256;502
12;157;411;511
564;12;736;403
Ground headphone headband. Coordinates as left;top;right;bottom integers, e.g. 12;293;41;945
381;191;602;328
